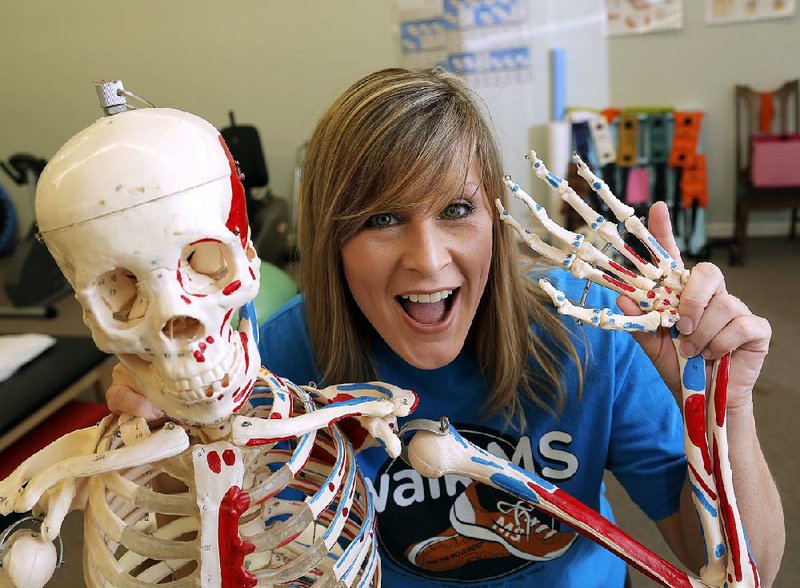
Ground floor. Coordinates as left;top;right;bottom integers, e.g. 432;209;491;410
5;237;799;587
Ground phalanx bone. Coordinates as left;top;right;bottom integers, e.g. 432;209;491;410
486;150;757;587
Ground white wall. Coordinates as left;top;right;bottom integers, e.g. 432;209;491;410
608;2;800;237
0;1;400;233
0;0;607;236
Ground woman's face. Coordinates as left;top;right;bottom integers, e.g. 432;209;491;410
341;162;494;370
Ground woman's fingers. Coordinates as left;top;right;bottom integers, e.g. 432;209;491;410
678;292;750;358
108;362;163;421
647;201;683;269
106;385;163;420
676;262;726;336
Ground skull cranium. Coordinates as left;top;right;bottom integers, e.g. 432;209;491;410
36;108;261;428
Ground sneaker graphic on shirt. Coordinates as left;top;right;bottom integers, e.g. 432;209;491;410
450;482;577;561
405;526;510;572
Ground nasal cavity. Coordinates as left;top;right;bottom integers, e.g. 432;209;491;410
162;316;202;341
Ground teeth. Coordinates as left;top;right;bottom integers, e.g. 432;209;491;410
401;290;453;303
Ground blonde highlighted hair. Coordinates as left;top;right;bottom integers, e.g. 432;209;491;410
298;68;581;425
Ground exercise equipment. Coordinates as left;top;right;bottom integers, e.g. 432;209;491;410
0;155;67;318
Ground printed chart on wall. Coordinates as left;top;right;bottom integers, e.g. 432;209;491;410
605;0;685;36
705;0;796;24
397;0;531;88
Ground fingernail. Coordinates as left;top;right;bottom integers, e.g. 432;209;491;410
148;408;165;420
681;341;697;357
677;318;694;335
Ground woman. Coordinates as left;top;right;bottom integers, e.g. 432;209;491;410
109;68;784;586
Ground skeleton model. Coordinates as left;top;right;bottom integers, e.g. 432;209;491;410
0;82;416;588
0;80;756;587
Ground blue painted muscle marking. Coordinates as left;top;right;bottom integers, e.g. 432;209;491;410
329;396;380;408
690;483;718;518
682;356;706;392
471;456;502;469
646;236;670;261
489;473;541;504
715;543;726;558
449;425;469;449
337;383;393;396
593;181;602;190
622;322;647;331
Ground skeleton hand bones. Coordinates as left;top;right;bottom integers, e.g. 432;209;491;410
491;151;772;587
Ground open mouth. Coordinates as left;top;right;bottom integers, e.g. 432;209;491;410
396;288;458;325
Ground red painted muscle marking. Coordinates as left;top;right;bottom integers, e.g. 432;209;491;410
330;393;356;403
207;335;215;344
233;380;256;413
713;438;742;582
688;462;718;501
249;267;256;280
194;350;205;363
223;280;242;295
623;244;647;265
207;451;221;474
218;136;249;250
609;260;637;279
684;393;712;474
218;486;256;588
533;486;695;587
647;291;656;299
602;274;636;293
239;331;250;372
222;449;236;466
221;309;233;336
714;353;731;428
180;295;191;304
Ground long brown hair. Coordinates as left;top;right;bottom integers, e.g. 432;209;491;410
298;68;581;425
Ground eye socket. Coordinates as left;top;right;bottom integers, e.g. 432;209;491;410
96;267;148;327
178;240;233;296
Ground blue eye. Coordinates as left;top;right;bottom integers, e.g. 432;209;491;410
440;201;475;220
364;213;397;228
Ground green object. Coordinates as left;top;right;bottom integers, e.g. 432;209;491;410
232;262;298;328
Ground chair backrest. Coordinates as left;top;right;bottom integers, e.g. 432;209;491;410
734;79;799;175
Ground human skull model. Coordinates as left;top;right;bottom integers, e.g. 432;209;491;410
0;89;416;587
36;107;261;429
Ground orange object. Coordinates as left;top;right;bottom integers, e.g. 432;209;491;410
669;111;703;168
759;91;774;133
681;154;708;208
601;107;622;124
616;113;639;167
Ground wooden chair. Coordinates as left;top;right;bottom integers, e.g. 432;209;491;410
732;79;800;264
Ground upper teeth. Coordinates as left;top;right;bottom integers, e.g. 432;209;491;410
401;290;453;303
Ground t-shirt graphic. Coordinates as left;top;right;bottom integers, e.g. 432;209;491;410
372;424;578;583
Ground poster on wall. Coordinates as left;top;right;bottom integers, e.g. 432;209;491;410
397;0;531;87
605;0;685;36
705;0;796;24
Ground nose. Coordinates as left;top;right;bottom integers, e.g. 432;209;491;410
400;220;452;276
162;315;203;341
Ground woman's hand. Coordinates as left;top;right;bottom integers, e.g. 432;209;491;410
106;363;164;421
616;202;771;408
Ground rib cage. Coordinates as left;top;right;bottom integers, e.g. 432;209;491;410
81;371;381;587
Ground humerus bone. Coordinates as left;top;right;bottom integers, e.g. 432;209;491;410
405;420;707;588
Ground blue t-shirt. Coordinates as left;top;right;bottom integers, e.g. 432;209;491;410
256;275;686;587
